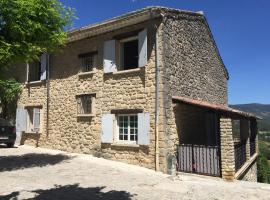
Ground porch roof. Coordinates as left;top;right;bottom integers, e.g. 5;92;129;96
172;96;262;120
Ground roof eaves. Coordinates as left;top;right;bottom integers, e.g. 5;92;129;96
172;96;261;120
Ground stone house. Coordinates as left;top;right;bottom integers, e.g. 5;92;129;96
14;7;259;181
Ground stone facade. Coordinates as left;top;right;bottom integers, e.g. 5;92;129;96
239;161;258;182
220;117;235;180
16;19;160;170
13;7;258;179
158;12;229;173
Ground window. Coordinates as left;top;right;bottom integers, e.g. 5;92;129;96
76;94;95;115
103;29;147;73
28;61;41;82
26;108;40;133
117;114;138;143
27;53;47;82
120;37;138;70
79;52;97;73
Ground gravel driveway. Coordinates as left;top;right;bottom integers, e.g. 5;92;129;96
0;145;270;200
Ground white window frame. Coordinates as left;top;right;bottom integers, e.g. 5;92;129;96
116;114;138;144
119;36;139;71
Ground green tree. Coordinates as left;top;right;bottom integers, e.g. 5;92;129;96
257;154;270;183
0;0;74;119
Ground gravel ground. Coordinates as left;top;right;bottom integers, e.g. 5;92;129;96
0;145;270;200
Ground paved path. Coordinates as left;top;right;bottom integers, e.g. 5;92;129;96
0;145;270;200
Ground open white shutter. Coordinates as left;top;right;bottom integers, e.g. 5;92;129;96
16;107;27;132
138;29;147;67
103;40;116;73
138;113;150;145
101;114;114;143
40;53;47;80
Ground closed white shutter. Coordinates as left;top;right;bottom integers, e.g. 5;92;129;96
101;114;114;143
40;53;47;80
103;40;116;73
33;108;40;132
138;29;147;67
138;113;150;145
16;107;27;132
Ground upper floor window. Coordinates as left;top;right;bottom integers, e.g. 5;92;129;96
103;29;147;73
76;94;95;115
120;37;138;70
27;53;47;82
78;52;97;73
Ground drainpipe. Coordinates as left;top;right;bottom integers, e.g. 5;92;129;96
46;54;50;137
155;29;160;171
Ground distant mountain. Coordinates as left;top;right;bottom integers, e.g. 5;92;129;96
230;104;270;132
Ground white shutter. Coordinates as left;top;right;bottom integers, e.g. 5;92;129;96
33;108;40;132
101;114;114;143
40;53;47;80
138;29;147;67
103;40;116;73
138;113;150;145
16;107;27;132
26;62;29;82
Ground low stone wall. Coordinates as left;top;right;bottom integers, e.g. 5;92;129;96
239;161;257;182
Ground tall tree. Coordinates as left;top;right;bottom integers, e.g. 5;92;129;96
0;0;74;119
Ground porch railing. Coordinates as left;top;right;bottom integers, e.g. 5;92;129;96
250;140;256;157
234;142;246;172
177;144;221;177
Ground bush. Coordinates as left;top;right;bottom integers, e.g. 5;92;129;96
257;154;270;183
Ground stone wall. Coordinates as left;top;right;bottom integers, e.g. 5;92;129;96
158;12;229;173
16;19;161;170
239;161;257;182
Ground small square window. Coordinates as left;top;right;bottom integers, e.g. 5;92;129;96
76;94;95;115
79;52;97;73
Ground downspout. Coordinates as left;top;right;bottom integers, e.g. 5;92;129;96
155;29;160;171
46;54;50;137
154;10;164;171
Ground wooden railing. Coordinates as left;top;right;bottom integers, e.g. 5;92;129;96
177;144;221;177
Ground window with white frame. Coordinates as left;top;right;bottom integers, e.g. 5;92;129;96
117;114;138;142
76;94;95;115
26;108;40;133
78;52;97;73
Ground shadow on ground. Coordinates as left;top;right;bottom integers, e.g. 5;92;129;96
0;184;134;200
0;153;73;172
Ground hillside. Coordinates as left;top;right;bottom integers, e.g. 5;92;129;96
230;104;270;131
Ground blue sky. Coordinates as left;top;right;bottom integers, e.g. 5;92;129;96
60;0;270;104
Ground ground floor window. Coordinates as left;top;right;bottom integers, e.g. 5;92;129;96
117;114;138;143
26;108;40;133
76;94;95;115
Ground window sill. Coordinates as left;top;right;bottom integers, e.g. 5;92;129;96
78;70;96;77
113;67;141;75
23;131;41;135
111;142;139;148
25;80;45;86
77;114;95;118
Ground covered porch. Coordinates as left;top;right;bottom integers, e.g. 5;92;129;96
172;96;260;180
